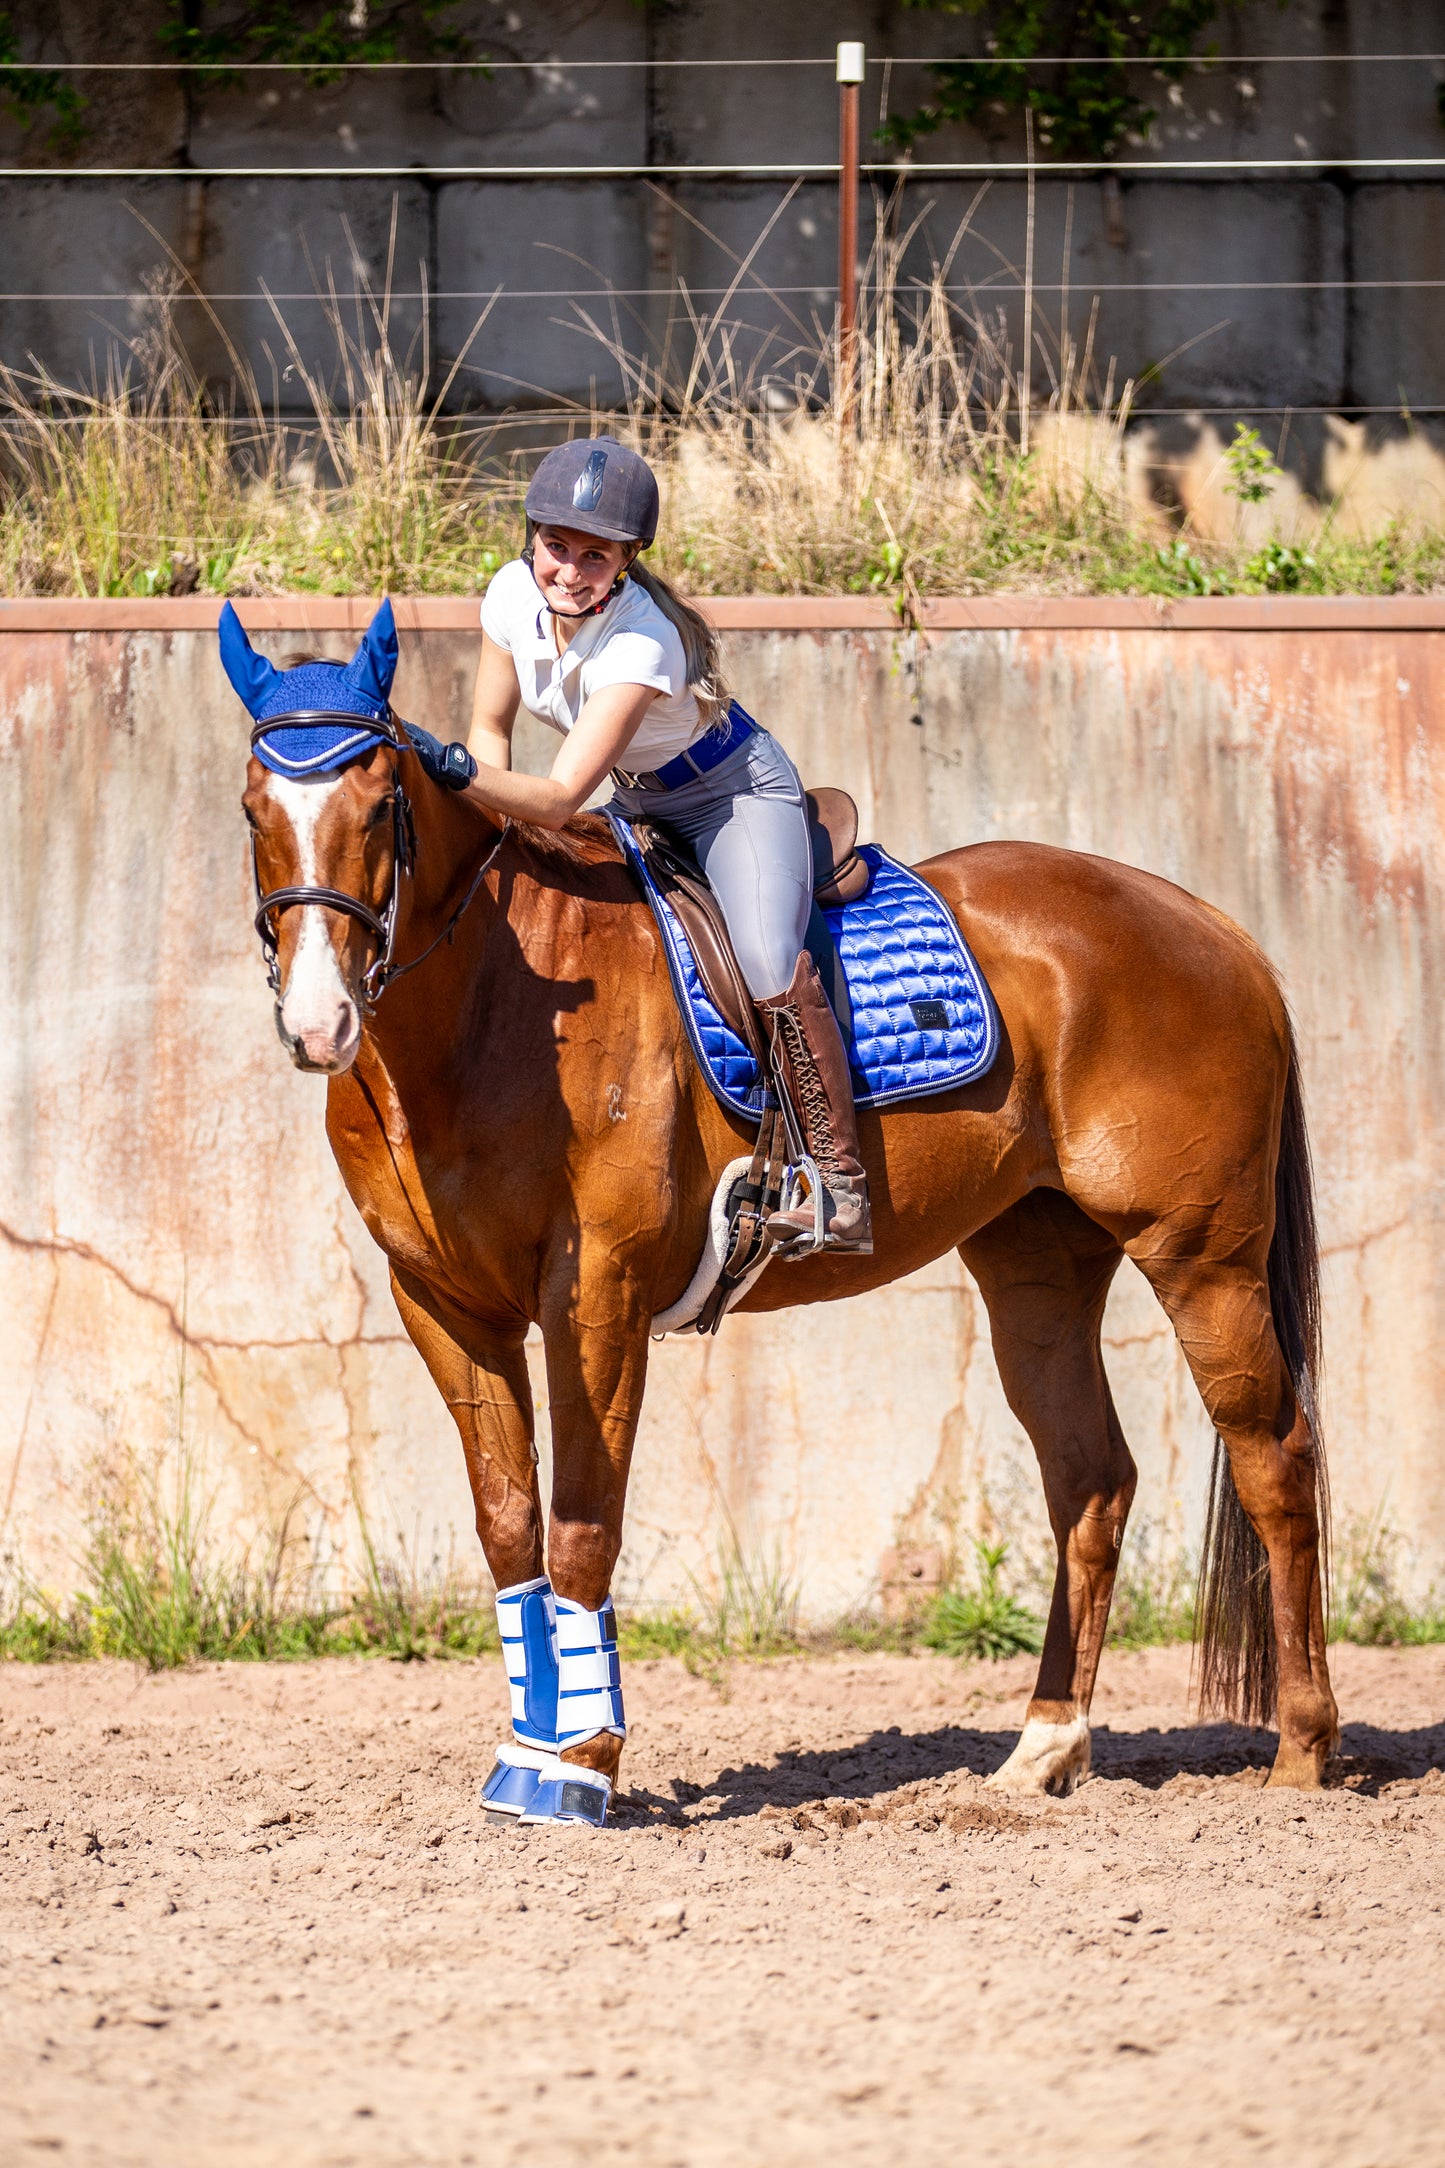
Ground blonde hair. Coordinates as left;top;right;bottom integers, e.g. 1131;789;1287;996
628;561;732;728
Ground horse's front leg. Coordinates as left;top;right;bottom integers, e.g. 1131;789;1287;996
539;1269;653;1801
388;1267;565;1813
388;1266;543;1586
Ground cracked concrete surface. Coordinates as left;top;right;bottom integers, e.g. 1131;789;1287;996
1;623;1441;1605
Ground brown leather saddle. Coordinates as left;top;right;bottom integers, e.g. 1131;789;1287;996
623;788;869;1063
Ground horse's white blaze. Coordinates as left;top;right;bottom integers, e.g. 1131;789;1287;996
986;1712;1092;1798
267;773;362;1072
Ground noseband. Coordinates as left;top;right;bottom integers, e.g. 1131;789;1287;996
250;710;510;1008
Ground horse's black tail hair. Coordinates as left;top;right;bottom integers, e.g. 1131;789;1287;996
1195;1019;1328;1726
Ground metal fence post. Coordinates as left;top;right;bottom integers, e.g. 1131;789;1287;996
836;40;864;432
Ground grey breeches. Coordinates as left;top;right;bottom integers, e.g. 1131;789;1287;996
610;726;812;1001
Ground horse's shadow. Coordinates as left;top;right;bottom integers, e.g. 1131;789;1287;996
621;1717;1445;1821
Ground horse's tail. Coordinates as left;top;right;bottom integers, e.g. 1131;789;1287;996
1196;1017;1328;1725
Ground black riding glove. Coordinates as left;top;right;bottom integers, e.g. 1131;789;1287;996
402;721;477;792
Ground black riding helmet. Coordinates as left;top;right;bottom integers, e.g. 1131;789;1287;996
523;435;660;547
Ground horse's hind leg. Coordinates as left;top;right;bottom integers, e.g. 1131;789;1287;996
1130;1247;1336;1788
959;1192;1135;1798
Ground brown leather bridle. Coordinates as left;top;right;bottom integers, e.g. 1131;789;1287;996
249;711;510;1009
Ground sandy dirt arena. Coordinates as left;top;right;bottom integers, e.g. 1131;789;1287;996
2;1644;1443;2167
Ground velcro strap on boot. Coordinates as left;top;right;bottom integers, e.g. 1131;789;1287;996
553;1596;626;1747
494;1576;559;1749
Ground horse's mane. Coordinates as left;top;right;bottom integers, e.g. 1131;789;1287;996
508;810;623;873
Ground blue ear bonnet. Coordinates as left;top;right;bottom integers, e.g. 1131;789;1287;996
220;598;400;777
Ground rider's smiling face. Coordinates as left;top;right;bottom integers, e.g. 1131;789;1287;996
531;525;632;613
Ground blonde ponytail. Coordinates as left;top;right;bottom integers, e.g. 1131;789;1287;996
628;562;732;728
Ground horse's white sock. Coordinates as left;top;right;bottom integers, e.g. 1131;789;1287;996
553;1595;626;1750
494;1575;558;1749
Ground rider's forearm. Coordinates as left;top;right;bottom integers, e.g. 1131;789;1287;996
468;720;514;771
466;764;583;830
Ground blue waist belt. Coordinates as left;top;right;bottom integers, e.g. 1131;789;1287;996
612;700;756;793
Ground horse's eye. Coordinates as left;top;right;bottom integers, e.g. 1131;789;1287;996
365;797;394;830
242;805;260;830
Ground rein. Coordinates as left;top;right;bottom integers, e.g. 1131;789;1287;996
250;710;510;1007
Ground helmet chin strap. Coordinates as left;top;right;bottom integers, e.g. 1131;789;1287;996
522;542;637;620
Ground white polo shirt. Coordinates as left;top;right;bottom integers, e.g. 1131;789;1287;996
480;557;703;767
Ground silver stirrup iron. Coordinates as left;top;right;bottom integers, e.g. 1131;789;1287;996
778;1152;827;1257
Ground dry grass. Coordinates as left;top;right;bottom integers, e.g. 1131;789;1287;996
1;200;1443;601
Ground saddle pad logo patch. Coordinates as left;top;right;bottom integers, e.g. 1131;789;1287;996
910;999;949;1030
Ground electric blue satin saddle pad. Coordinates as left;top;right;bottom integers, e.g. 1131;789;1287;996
604;808;999;1121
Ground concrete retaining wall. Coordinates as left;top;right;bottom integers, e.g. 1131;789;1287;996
1;595;1441;1613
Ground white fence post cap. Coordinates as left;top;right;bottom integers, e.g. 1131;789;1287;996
836;42;866;84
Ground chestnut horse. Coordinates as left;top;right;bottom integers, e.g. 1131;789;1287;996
242;705;1336;1798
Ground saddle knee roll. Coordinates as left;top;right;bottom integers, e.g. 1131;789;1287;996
554;1595;626;1746
495;1575;559;1749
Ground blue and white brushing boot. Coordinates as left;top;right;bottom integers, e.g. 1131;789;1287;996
479;1575;559;1820
554;1595;626;1752
480;1584;627;1828
518;1596;627;1828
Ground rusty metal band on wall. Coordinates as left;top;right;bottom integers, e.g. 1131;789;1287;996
0;598;1440;1608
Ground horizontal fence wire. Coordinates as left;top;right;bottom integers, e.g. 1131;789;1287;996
2;53;1443;68
3;281;1443;301
2;157;1444;177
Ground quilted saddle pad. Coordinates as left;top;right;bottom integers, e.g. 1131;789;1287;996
605;809;999;1123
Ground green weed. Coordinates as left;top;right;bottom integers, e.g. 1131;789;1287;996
689;1539;801;1661
1106;1555;1197;1649
1330;1517;1445;1647
920;1541;1045;1662
616;1610;699;1661
0;1450;496;1669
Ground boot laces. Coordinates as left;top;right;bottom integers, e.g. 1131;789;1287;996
770;1007;839;1168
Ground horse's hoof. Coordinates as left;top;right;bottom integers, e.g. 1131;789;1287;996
1263;1743;1328;1791
986;1713;1092;1797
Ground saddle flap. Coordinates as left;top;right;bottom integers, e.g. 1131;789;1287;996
627;821;767;1066
806;788;870;909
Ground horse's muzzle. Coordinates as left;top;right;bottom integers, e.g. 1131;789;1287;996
274;998;362;1076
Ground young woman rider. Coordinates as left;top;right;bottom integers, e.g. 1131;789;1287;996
463;434;872;1257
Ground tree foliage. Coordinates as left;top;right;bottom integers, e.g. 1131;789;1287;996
159;0;471;84
0;11;87;146
886;0;1245;160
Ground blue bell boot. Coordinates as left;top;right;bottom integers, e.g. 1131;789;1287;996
479;1741;554;1820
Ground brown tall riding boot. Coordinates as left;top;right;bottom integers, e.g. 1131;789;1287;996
757;953;873;1256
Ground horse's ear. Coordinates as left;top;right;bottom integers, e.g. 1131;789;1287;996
342;597;399;709
218;601;284;718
